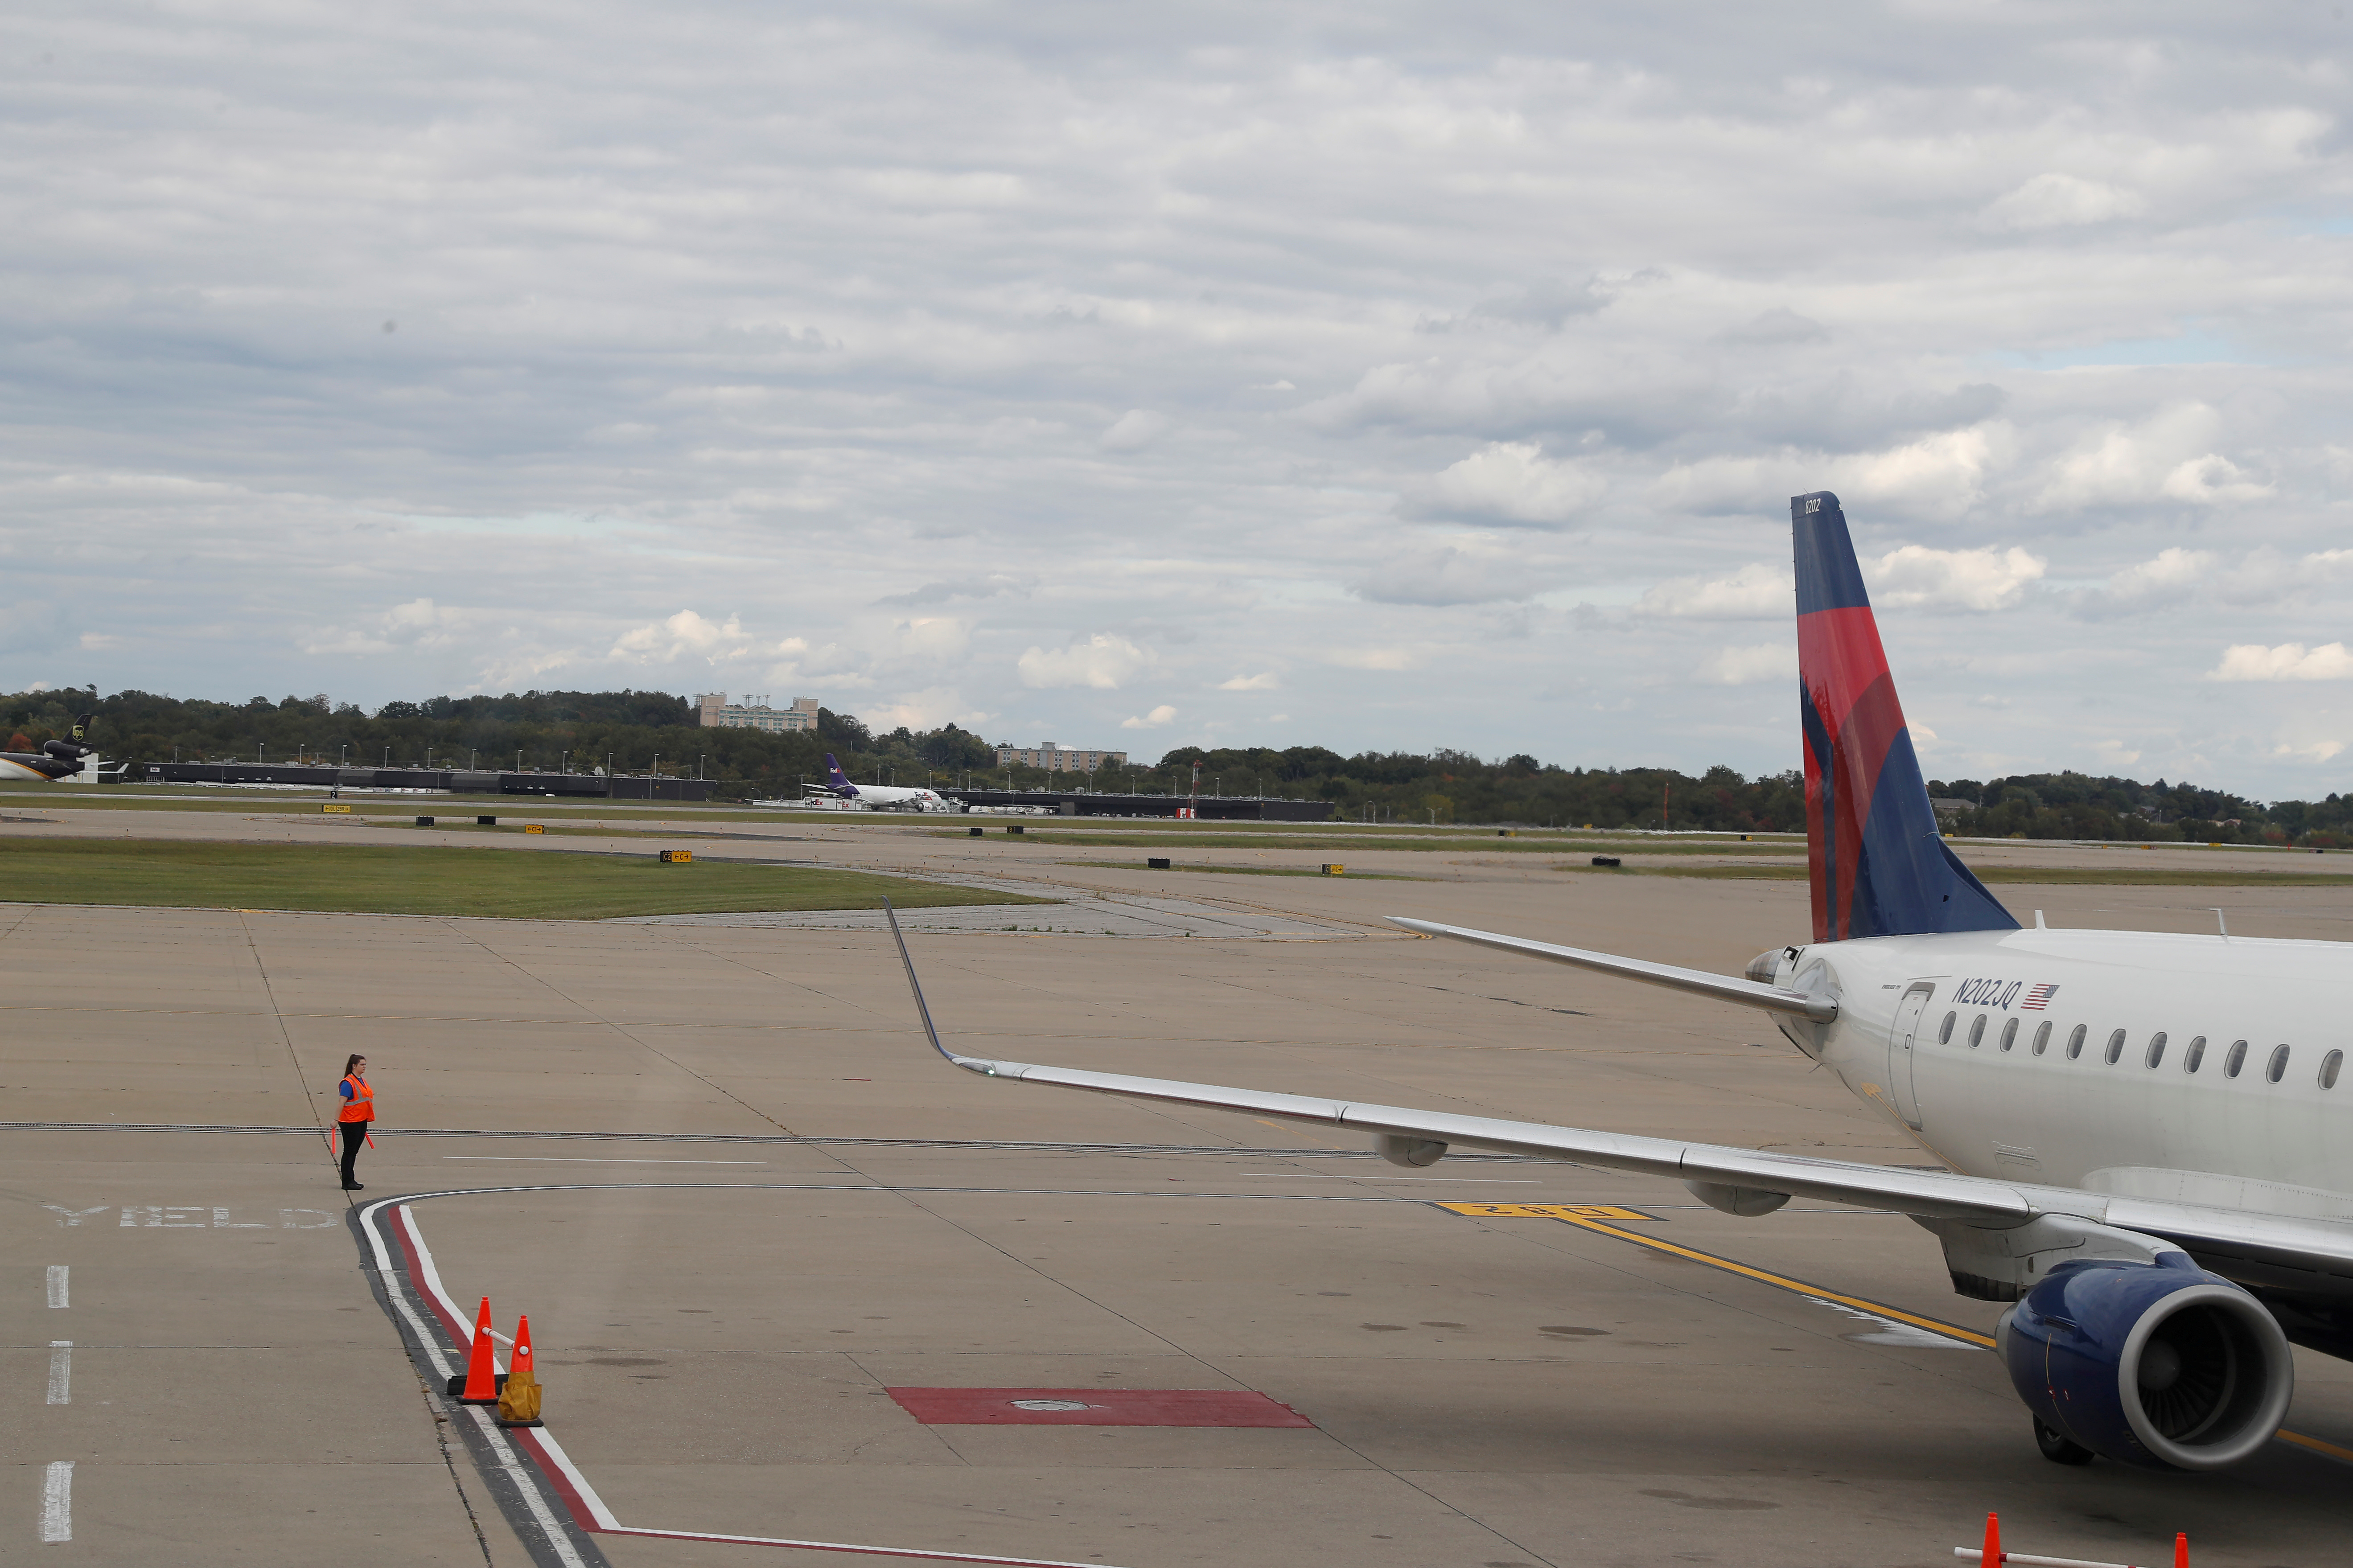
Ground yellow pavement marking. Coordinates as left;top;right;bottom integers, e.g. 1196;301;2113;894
1439;1199;2353;1465
1443;1203;1657;1222
1438;1200;1992;1346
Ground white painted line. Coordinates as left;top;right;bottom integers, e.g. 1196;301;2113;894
470;1408;591;1568
1237;1173;1543;1184
46;1265;66;1308
440;1157;769;1165
46;1343;70;1405
40;1461;71;1542
396;1200;1136;1568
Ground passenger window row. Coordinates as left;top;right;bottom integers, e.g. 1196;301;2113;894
1935;1008;2345;1090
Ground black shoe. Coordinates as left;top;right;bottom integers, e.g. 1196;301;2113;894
342;1181;365;1191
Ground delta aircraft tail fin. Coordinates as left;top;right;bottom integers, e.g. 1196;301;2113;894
1793;491;2014;943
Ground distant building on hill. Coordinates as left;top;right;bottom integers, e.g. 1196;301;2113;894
995;741;1127;774
698;694;820;733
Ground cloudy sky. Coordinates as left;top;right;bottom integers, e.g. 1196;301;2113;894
4;4;2351;792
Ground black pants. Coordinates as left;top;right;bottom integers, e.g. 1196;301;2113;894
338;1121;366;1185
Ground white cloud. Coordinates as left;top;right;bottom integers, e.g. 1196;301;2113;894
303;597;476;657
611;610;753;663
1406;442;1604;527
1325;647;1420;671
2072;546;2216;617
2274;740;2348;762
1637;562;1792;620
1217;671;1278;690
1101;410;1173;451
1121;704;1178;729
1983;173;2147;230
864;687;984;731
889;617;971;659
1697;642;1798;685
1651;426;2002;522
1018;634;1155;689
1352;545;1541;606
1866;546;2046;612
2211;643;2353;682
2037;404;2271;511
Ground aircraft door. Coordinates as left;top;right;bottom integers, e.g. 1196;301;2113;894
1887;985;1930;1129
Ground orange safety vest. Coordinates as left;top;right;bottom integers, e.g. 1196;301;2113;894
338;1074;375;1124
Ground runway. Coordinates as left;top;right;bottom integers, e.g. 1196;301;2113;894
9;813;2353;1564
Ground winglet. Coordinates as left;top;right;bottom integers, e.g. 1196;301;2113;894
882;899;1000;1076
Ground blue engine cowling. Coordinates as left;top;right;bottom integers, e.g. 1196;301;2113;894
1998;1256;2293;1470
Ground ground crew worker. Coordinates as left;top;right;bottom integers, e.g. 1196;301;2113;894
336;1054;374;1190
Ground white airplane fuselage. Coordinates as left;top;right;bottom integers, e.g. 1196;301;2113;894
825;785;949;811
1781;928;2353;1218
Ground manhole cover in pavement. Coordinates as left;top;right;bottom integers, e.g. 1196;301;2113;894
1010;1399;1096;1412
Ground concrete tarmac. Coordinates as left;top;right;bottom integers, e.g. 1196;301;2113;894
7;811;2353;1565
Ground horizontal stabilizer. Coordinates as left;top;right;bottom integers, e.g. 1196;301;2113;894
1388;917;1835;1021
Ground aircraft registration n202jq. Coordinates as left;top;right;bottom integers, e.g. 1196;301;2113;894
886;491;2353;1476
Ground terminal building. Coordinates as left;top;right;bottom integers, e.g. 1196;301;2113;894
698;694;820;733
994;741;1127;773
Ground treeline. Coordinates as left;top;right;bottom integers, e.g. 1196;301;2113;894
1932;774;2353;847
0;686;994;801
7;687;2348;839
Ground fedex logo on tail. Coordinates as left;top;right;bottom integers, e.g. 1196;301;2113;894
824;754;858;795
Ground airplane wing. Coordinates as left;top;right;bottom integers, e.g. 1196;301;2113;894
879;907;2353;1285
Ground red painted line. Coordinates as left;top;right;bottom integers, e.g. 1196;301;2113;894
889;1387;1312;1428
391;1205;470;1348
384;1199;1139;1568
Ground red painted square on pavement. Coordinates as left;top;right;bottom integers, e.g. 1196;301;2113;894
885;1387;1313;1428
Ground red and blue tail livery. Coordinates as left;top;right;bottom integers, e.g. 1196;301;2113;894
1792;491;2013;943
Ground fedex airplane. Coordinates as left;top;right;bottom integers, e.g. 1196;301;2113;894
0;714;109;783
811;752;950;812
887;491;2353;1474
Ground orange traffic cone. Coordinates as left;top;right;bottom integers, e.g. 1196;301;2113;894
498;1314;543;1428
455;1296;502;1404
1983;1512;2002;1567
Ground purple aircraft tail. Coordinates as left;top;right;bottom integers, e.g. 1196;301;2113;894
824;753;858;794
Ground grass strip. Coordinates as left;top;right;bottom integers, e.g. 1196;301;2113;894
944;829;1794;855
0;838;1052;919
1561;862;2353;887
1061;859;1421;880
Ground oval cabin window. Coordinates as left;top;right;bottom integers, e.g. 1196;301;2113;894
2267;1045;2291;1084
2145;1031;2168;1069
2104;1029;2127;1065
2000;1018;2020;1052
2067;1025;2088;1060
2184;1036;2206;1073
2225;1039;2249;1078
2323;1050;2344;1090
1939;1012;1957;1044
1968;1015;1987;1048
2032;1021;2053;1056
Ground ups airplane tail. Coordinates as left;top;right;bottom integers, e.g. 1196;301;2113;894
1792;491;2013;942
1;712;103;783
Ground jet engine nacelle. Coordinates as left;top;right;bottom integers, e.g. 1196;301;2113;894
1373;1133;1447;1168
1997;1257;2293;1470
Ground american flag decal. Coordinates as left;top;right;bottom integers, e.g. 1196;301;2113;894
2021;983;2059;1011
